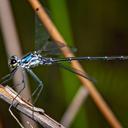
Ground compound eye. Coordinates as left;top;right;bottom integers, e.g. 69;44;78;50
9;56;19;68
11;59;17;64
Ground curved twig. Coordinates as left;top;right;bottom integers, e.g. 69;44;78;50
0;84;65;128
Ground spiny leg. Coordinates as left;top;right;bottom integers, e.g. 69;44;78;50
1;73;13;85
1;68;17;85
26;69;44;104
25;69;44;124
9;108;25;128
0;68;25;127
9;69;26;128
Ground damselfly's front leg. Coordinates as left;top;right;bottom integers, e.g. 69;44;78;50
9;69;26;128
0;68;17;85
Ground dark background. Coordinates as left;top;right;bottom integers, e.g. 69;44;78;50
0;0;128;127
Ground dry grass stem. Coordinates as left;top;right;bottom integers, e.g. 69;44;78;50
61;86;88;127
0;85;65;128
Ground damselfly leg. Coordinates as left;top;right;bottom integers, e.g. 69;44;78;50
9;69;26;128
26;68;44;104
0;68;31;128
8;68;44;128
1;68;17;85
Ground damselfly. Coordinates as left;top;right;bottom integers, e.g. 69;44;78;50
1;16;128;128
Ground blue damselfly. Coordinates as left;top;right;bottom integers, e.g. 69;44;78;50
1;15;128;128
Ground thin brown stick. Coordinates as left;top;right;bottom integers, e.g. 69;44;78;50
0;84;65;128
27;1;122;127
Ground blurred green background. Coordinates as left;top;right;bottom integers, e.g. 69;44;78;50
0;0;128;128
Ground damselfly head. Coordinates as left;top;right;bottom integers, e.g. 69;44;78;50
8;56;20;69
